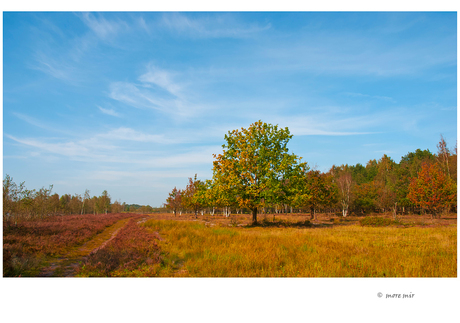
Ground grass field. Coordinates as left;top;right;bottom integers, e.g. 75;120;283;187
141;216;457;277
3;212;457;277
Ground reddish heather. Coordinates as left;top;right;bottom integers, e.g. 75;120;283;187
3;213;144;276
78;218;162;276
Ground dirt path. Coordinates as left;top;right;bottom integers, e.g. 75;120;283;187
38;217;138;277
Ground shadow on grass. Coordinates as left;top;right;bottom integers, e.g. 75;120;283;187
245;219;333;229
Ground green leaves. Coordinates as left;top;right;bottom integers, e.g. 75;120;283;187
211;121;307;223
182;174;207;216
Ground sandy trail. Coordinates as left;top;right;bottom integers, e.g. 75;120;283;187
38;218;138;277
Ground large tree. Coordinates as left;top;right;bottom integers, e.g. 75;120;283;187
212;121;307;224
408;162;456;218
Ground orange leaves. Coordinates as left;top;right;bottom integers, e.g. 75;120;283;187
182;174;207;216
408;162;457;216
164;187;183;215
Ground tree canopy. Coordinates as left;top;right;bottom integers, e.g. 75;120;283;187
211;120;307;224
408;162;456;218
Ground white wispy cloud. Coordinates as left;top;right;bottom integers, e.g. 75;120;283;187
137;16;150;34
341;92;396;103
5;135;91;157
4;126;216;166
259;31;456;77
265;110;404;137
98;106;121;117
109;82;173;112
33;51;74;81
138;64;182;97
80;12;128;41
109;64;205;118
97;127;175;144
86;170;192;182
159;13;271;38
29;18;105;83
13;112;52;131
12;112;73;136
144;145;219;168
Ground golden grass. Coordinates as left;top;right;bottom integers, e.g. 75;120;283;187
143;219;457;277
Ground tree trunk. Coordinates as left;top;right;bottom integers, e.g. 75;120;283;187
252;207;258;225
392;202;398;220
310;206;315;220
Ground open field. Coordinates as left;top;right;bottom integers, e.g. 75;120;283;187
139;213;456;277
3;212;456;277
3;213;146;277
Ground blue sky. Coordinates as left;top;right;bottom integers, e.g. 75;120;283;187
2;12;457;206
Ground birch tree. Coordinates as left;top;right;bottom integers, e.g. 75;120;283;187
332;166;354;217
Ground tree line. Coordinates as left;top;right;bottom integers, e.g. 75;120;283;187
165;121;457;224
2;178;165;222
2;179;119;219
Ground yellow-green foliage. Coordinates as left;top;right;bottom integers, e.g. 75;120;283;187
143;220;456;277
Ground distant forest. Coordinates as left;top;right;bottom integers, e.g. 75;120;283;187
3;179;166;220
3;134;456;221
165;130;456;221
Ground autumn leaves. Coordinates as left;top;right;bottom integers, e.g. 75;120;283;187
211;121;307;224
165;121;457;224
408;163;456;219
